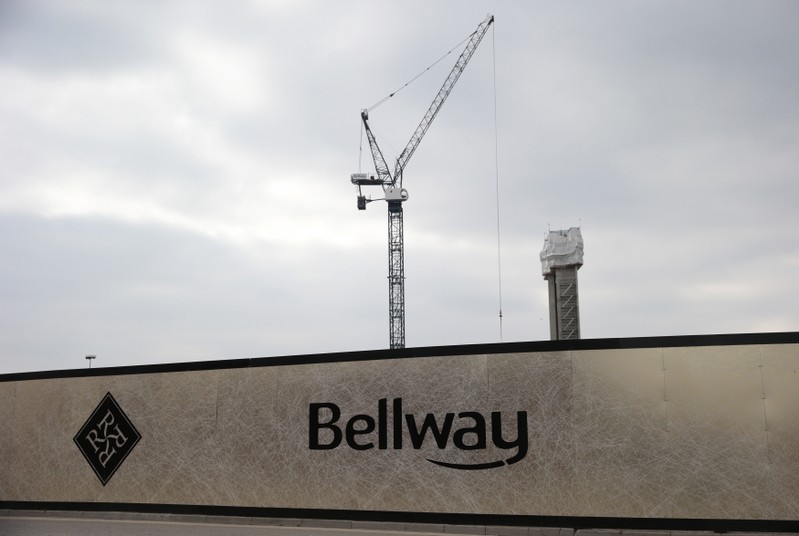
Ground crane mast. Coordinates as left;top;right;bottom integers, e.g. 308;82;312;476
352;14;494;350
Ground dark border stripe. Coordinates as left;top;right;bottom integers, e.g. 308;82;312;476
2;331;798;383
2;501;798;532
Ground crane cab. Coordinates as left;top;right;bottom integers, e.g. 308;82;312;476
385;186;409;202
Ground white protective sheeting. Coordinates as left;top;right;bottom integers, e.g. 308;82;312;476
540;227;584;276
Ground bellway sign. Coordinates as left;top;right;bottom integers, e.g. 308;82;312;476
1;333;798;530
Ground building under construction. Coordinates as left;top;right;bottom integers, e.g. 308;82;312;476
541;227;584;340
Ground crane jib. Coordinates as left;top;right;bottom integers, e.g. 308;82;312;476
393;14;494;182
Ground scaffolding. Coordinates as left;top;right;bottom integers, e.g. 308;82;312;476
541;228;584;340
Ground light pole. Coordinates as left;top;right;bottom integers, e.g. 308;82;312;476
85;355;96;369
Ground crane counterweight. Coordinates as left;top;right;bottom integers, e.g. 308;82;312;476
350;173;381;186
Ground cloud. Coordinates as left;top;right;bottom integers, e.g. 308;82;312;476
1;1;797;374
0;214;387;372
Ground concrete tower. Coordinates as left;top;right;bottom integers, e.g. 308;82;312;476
541;227;584;340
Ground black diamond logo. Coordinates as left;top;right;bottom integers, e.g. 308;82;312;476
74;392;141;485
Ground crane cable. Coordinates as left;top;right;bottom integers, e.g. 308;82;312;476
492;22;504;342
361;22;486;177
367;31;474;113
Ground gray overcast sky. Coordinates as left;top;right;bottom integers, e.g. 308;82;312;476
1;1;797;374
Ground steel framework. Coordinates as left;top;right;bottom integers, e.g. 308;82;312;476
388;202;405;347
352;15;494;349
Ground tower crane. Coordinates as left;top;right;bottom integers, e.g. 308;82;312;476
351;14;494;350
